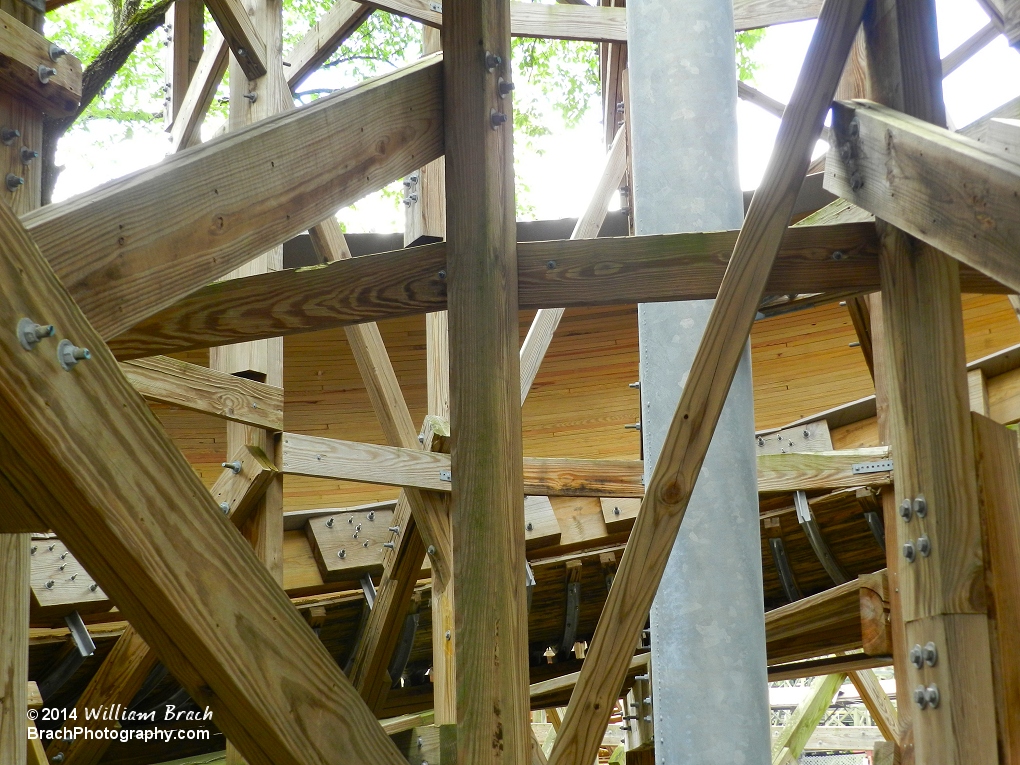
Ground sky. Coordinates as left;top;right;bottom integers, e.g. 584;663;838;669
49;0;1020;233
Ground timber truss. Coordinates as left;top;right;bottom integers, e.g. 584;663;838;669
1;0;1020;763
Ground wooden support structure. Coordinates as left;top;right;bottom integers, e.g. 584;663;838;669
0;534;29;765
771;673;846;765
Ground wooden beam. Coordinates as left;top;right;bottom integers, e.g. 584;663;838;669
940;21;998;78
520;126;627;403
757;446;891;492
0;201;406;765
165;0;205;126
121;356;284;430
547;1;868;762
205;0;268;79
285;0;371;89
23;54;444;341
168;30;228;152
0;533;28;765
824;100;1020;294
767;654;890;682
210;444;278;526
771;673;846;765
849;668;898;744
0;8;81;117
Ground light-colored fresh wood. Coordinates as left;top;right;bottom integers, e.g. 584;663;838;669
24;54;444;341
168;30;228;152
0;200;406;765
0;8;81;116
972;413;1020;764
165;0;205;126
757;446;891;492
24;682;40;711
285;0;371;89
29;537;108;617
771;673;846;764
121;356;284;430
968;368;991;416
548;2;869;763
209;444;278;526
849;668;898;744
825;100;1020;294
205;0;267;79
0;533;28;765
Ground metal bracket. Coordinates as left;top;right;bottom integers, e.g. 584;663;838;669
560;580;581;654
794;491;851;585
768;537;802;603
65;610;96;657
361;572;377;610
439;469;452;482
387;611;420;688
428;0;442;11
852;458;893;475
525;561;536;613
863;510;886;551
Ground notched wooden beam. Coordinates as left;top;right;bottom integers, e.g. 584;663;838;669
210;444;278;526
0;8;82;116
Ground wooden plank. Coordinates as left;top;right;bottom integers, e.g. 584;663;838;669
771;673;846;764
285;0;372;89
756;446;891;492
599;497;641;535
524;496;562;550
209;444;278;526
0;8;81;116
968;369;991;416
165;0;205;125
0;533;28;765
849;668;898;744
547;2;868;763
29;537;108;618
824;100;1020;294
205;0;267;79
0;200;406;765
732;0;822;30
25;682;40;710
766;654;888;682
941;21;998;78
23;54;444;341
305;505;396;582
972;413;1020;764
168;30;228;152
121;356;284;430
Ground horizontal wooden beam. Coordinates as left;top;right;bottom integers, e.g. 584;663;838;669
0;7;82;116
0;195;405;764
767;653;891;682
824;100;1020;294
121;356;284;430
23;54;443;341
111;222;1013;360
756;446;890;492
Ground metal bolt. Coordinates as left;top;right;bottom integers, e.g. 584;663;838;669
6;174;24;191
403;193;419;206
644;697;651;704
48;544;55;551
17;318;55;350
445;630;451;641
625;422;641;431
840;301;847;306
31;546;36;555
847;118;860;138
222;460;242;474
348;517;354;523
70;574;76;581
899;498;912;522
925;684;940;708
526;522;534;531
629;381;640;389
21;147;39;164
353;531;359;539
59;563;66;571
614;506;621;516
388;525;400;534
803;430;810;438
367;511;375;521
38;65;57;84
923;641;938;667
438;270;446;280
903;539;916;563
45;580;54;589
917;535;931;557
490;110;508;129
418;435;425;443
52;751;65;762
48;43;67;61
89;583;98;592
839;142;853;162
338;549;346;558
757;437;765;447
219;502;230;514
484;52;502;70
546;260;556;270
243;92;258;103
910;644;924;669
326;517;334;527
1;127;20;144
57;339;91;371
356;523;362;531
913;495;927;518
635;674;649;681
643;716;652;722
363;541;369;547
850;172;863;191
417;736;423;749
831;250;845;261
427;545;436;556
237;47;247;57
498;77;515;97
60;552;67;560
913;685;928;709
383;541;395;549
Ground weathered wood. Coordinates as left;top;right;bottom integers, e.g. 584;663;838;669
548;2;868;763
849;668;898;744
121;356;284;430
165;0;205;125
209;444;278;526
0;200;405;765
0;533;28;765
972;413;1020;764
205;0;267;79
767;653;890;682
29;537;109;618
24;54;444;341
771;673;845;764
168;30;228;152
0;8;81;116
732;0;822;30
824;100;1020;294
940;21;998;78
285;0;371;89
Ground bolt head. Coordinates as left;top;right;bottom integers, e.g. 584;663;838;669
923;641;938;667
925;684;940;708
6;174;25;191
910;644;924;669
913;495;927;518
903;540;916;562
913;685;928;709
899;498;912;522
917;534;931;557
850;171;863;191
427;545;437;556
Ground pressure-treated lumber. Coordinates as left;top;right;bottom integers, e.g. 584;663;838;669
940;21;998;77
766;653;890;682
444;0;528;760
0;201;406;765
849;668;898;744
121;356;284;430
205;0;267;79
548;2;868;763
285;0;371;89
165;0;205;127
757;446;890;492
0;8;81;116
862;0;998;761
210;444;278;526
520;126;627;402
0;533;28;765
972;413;1020;764
771;673;846;765
824;100;1020;294
168;29;228;152
22;54;444;341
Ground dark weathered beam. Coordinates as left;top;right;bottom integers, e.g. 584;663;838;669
0;200;405;765
824;100;1020;294
22;54;443;341
0;8;82;116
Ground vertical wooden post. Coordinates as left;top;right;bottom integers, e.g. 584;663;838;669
865;1;998;763
218;0;286;761
165;0;205;128
444;0;528;761
406;24;457;730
